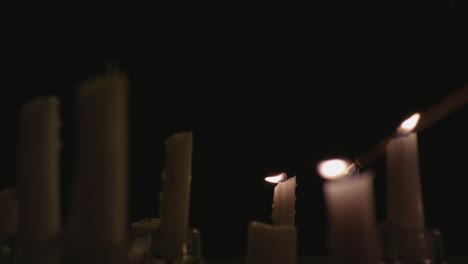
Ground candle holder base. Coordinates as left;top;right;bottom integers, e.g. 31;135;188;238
1;244;14;264
129;218;205;264
64;243;129;264
378;222;446;264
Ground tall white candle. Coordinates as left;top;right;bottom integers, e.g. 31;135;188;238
386;113;425;230
17;96;61;244
0;188;18;245
68;71;129;248
318;159;380;264
385;113;426;260
159;131;193;261
246;221;296;264
271;175;296;226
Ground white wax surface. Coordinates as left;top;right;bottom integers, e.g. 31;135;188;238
272;176;296;225
386;132;425;230
18;97;61;244
246;221;297;264
69;72;129;245
324;172;380;264
159;132;193;261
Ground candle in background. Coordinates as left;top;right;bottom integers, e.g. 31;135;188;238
318;158;380;264
246;221;296;264
0;188;18;245
17;96;61;261
385;113;426;260
158;131;193;261
68;70;129;256
266;173;297;226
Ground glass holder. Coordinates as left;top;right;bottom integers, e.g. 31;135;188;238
129;218;205;264
378;222;446;264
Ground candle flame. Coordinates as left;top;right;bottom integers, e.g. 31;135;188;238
265;173;287;183
317;159;351;180
397;113;421;134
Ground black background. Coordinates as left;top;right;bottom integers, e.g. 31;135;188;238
1;1;467;258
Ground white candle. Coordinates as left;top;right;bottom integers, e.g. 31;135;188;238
68;70;129;248
318;159;380;264
246;221;296;264
270;175;296;226
159;132;193;261
17;96;61;244
0;188;18;245
386;113;425;230
385;113;426;260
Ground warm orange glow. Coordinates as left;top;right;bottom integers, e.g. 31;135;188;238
397;113;421;134
317;159;351;180
265;173;287;183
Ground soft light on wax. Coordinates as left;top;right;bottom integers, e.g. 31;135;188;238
17;96;61;259
246;221;296;264
68;69;129;257
385;113;426;260
266;173;297;225
318;158;380;264
387;112;425;230
159;132;193;261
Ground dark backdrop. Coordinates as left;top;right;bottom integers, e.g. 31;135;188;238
1;1;467;258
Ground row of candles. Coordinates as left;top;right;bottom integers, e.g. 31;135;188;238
0;68;429;263
247;113;426;264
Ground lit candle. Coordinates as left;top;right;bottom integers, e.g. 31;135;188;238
386;112;424;229
246;221;296;264
0;188;18;245
266;173;297;226
318;159;380;264
158;131;193;261
385;113;426;260
68;70;129;252
17;97;61;251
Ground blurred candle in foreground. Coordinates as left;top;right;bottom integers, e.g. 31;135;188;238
68;69;129;262
0;188;18;245
159;132;193;261
318;158;380;264
17;96;61;263
385;113;426;260
266;173;297;226
246;221;296;264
